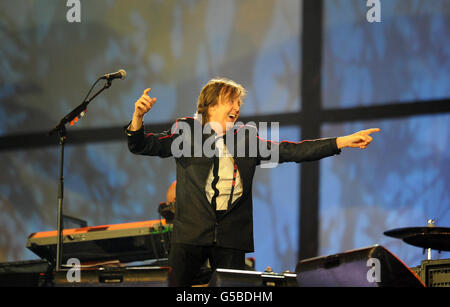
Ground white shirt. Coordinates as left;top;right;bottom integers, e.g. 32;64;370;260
205;137;243;211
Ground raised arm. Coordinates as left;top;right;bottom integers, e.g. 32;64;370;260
125;88;173;158
129;88;157;131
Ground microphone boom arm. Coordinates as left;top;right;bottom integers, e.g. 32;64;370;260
49;78;111;136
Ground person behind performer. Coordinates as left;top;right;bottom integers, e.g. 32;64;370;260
158;181;176;223
125;78;380;286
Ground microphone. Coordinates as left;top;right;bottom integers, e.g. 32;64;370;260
101;69;126;81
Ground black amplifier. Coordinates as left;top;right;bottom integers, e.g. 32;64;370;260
0;259;52;287
413;258;450;287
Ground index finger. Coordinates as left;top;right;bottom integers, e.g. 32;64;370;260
362;128;380;135
143;88;151;96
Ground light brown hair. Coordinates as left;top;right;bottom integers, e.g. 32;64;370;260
196;78;247;125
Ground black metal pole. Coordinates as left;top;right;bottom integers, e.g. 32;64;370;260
56;128;66;271
299;0;323;261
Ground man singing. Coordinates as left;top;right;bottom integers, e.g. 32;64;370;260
125;78;379;286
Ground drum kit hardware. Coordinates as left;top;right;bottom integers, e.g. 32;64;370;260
384;219;450;260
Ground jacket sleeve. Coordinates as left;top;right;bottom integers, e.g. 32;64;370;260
124;122;175;158
257;136;341;165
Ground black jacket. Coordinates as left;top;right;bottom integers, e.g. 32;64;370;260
125;117;340;252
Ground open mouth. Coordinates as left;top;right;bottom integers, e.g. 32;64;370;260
228;114;237;121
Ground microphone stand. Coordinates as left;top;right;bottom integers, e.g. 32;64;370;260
49;78;112;272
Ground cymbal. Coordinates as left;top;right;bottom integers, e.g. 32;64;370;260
403;233;450;251
384;227;450;239
384;226;450;251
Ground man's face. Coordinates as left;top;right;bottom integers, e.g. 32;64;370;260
207;93;241;134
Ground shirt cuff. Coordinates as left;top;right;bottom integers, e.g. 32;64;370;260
331;138;341;155
124;121;144;137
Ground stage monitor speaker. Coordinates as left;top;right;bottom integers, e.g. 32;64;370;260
54;266;172;287
295;245;425;287
0;259;52;287
209;269;298;287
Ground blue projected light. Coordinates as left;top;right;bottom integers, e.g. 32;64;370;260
0;0;301;135
0;0;302;265
252;126;300;273
319;114;450;267
1;0;449;281
322;0;450;108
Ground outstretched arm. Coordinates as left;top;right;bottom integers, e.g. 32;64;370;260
254;127;380;165
336;128;380;149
